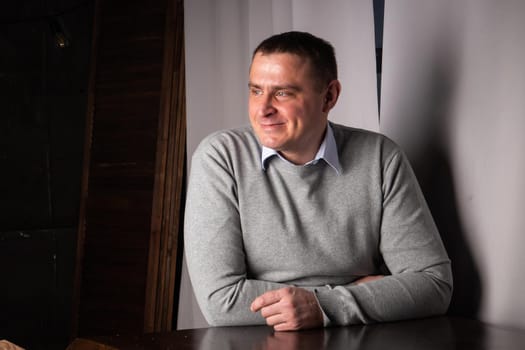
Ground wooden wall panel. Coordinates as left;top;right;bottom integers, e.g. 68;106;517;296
74;0;185;337
145;0;186;332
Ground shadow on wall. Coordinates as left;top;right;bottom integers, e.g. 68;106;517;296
415;147;482;318
404;59;482;318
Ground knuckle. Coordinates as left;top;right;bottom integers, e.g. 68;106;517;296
283;286;294;295
291;309;300;320
289;320;300;330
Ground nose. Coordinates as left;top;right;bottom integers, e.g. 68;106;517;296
259;94;276;118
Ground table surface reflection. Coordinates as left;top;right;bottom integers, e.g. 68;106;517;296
68;316;525;350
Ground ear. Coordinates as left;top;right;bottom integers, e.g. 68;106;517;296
322;80;341;113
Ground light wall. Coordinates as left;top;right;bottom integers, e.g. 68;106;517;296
179;0;525;330
380;0;525;329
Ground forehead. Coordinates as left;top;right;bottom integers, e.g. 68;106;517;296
250;52;313;77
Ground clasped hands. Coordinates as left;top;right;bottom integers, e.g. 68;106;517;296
250;286;323;331
250;275;383;331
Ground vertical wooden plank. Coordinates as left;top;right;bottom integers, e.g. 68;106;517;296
72;0;101;338
145;0;186;332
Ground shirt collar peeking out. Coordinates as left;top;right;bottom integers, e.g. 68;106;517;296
261;123;341;175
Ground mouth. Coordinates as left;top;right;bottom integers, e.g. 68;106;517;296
259;121;285;127
259;123;285;133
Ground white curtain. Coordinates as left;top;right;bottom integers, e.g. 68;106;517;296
179;0;378;329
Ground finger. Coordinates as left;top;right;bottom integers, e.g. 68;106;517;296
259;300;285;319
272;312;309;332
250;289;282;312
264;311;287;327
274;321;298;332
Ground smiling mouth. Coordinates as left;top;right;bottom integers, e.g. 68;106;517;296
259;121;285;127
259;123;285;133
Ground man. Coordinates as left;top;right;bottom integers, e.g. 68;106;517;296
184;31;452;331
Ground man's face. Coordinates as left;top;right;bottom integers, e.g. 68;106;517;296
248;52;328;165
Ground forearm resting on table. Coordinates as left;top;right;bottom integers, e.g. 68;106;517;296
248;276;384;331
198;275;387;329
314;268;452;326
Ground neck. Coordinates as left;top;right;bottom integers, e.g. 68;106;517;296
279;125;328;165
278;151;315;165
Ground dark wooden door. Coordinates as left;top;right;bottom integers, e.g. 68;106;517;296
73;0;186;337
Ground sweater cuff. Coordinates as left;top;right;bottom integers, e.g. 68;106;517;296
313;287;332;327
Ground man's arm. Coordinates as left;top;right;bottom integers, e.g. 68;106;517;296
247;275;381;330
312;149;452;325
185;134;336;329
185;135;289;326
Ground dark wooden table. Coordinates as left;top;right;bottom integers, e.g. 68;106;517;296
68;316;525;349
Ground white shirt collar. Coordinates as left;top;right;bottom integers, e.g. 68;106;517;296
261;123;341;175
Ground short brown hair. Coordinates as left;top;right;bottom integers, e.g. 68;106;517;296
252;31;338;89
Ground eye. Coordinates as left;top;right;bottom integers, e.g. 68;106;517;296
275;90;290;97
250;87;263;96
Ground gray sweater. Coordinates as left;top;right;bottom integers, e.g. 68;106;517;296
184;123;452;326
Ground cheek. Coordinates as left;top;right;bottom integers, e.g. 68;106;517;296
285;105;308;125
298;103;322;123
248;97;265;114
248;101;257;119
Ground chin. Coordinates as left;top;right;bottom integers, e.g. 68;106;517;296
262;142;279;149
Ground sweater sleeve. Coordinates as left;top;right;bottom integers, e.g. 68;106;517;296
313;150;453;325
184;136;288;326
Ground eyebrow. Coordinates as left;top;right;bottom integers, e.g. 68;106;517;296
248;82;302;92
